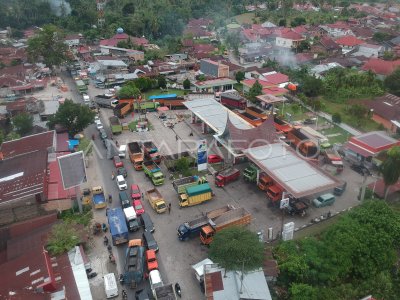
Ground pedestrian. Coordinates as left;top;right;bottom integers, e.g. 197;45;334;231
111;171;115;180
175;135;178;141
168;203;171;214
141;193;144;199
116;140;119;147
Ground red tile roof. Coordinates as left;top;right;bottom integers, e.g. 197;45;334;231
361;58;400;76
55;133;70;153
335;35;364;47
47;154;76;201
278;30;304;40
0;131;54;159
263;72;289;85
262;86;288;96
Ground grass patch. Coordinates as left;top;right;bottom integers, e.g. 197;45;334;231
142;88;185;100
294;214;341;240
234;12;257;24
319;126;351;145
60;205;93;227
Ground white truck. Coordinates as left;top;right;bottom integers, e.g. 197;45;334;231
118;145;127;158
149;270;177;300
104;273;118;298
123;206;140;232
192;258;214;287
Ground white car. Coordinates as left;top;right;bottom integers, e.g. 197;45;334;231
83;94;90;103
116;175;127;191
95;120;103;130
94;115;100;123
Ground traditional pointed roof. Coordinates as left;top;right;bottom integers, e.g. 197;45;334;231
219;112;278;151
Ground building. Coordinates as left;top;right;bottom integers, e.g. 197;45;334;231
193;78;236;93
204;264;272;300
99;45;144;61
275;30;305;49
319;22;354;37
310;62;344;78
64;34;82;47
361;58;400;78
242;72;289;93
200;59;229;78
335;36;364;54
353;43;383;58
367;94;400;133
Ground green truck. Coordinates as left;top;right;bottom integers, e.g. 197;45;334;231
243;163;258;183
109;116;123;134
172;175;207;195
75;80;88;94
179;183;213;208
143;161;164;186
164;151;196;172
134;101;160;111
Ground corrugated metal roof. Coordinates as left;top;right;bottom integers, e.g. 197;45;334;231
184;98;253;134
243;143;340;198
67;247;93;300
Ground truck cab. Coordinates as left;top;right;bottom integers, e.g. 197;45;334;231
266;184;283;203
149;270;163;297
243;164;258;182
257;173;273;191
199;225;215;245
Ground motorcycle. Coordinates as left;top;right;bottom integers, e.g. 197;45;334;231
108;194;112;203
102;223;108;232
85;268;92;274
109;253;116;264
175;283;182;298
122;290;128;300
103;236;109;246
119;274;125;284
87;272;97;279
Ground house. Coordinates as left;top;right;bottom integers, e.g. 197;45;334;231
200;59;229;78
275;30;305;49
319;22;354;37
315;36;342;55
99;45;144;61
244;66;274;80
311;62;344;78
64;34;82;47
361;58;400;78
191;44;216;59
353;43;384;58
367;94;400;133
351;27;374;40
335;36;364;54
184;18;213;40
242;72;289;92
193;77;236;93
204;264;272;300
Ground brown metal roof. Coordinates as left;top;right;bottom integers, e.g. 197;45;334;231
0;131;54;159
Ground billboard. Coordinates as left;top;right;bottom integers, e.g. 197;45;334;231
58;151;87;189
197;139;207;171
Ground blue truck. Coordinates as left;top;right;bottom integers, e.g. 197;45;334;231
92;186;106;209
107;207;129;246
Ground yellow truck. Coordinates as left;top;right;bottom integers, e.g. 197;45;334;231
179;183;213;208
146;188;167;214
92;186;107;209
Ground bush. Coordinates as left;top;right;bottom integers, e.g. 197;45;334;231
332;113;342;124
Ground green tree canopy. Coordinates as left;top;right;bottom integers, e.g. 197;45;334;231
332;112;342;124
384;68;400;96
48;100;95;135
247;80;263;103
235;71;245;83
47;221;81;256
209;226;264;273
380;146;400;198
118;81;141;99
157;75;167;89
27;24;69;68
12;112;33;136
183;78;191;90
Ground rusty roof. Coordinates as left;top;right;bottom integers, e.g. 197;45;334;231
0;131;54;159
0;150;48;204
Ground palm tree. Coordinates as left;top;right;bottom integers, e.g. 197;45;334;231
380;146;400;199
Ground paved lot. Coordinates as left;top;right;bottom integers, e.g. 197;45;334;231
57;76;374;300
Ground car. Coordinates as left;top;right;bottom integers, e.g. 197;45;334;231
117;166;128;178
143;231;159;252
131;184;142;201
113;156;123;168
350;164;371;176
99;129;107;140
94;115;100;123
133;199;145;216
95;120;103;130
119;191;131;209
312;193;336;208
145;249;158;272
303;118;316;125
208;154;223;164
116;175;127;191
135;288;151;300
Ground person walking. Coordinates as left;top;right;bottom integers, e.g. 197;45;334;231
111;171;115;180
175;135;178;141
168;203;171;214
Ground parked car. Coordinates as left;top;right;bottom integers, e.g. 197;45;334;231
133;199;145;216
140;213;154;233
116;175;127;191
95;120;103;130
303;118;316;125
99;129;107;140
113;156;123;168
334;182;347;196
143;231;159;252
208;154;223;164
117;166;127;178
350;164;371;176
131;184;141;200
312;193;335;208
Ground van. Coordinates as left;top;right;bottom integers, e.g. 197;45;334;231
118;145;127;158
312;193;335;208
104;273;118;298
119;191;130;209
140;212;154;233
149;269;163;291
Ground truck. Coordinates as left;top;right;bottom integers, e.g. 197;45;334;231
124;206;140;232
134;101;160;111
266;184;284;204
172;175;207;195
143;161;164;185
92;186;106;209
146;249;158;272
164;151;196;171
75;79;88;94
220;91;247;110
148;270;177;300
113;102;132;118
109;116;123;134
243;163;258;183
104;273;118;299
192;258;214;290
177;205;237;241
128;142;144;170
179;183;212;208
146;188;167;213
287;128;318;157
107;207;129;246
200;207;252;245
257;172;273;191
322;148;344;173
149;94;185;109
94;95;119;108
285;197;309;216
142;141;161;164
215;167;240;187
124;239;145;288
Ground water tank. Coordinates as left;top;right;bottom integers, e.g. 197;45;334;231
116;27;124;34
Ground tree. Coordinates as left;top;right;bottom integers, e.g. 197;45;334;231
296;40;311;53
279;19;287;27
332;112;342;124
27;24;69;68
118;82;141;99
301;76;323;97
157;75;167;89
348;104;367;120
384;68;400;96
12;112;33;136
210;227;264;275
380;146;400;199
0;129;3;145
5;131;20;141
47;221;81;255
290;283;318;300
134;77;154;92
291;17;307;27
247;80;263;103
235;71;245;83
183;78;191;90
48;100;95;135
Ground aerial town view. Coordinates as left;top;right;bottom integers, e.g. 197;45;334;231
1;0;400;299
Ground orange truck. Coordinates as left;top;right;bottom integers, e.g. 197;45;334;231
257;173;273;191
287;128;317;157
266;184;284;204
245;106;268;120
200;207;251;245
128;142;144;170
